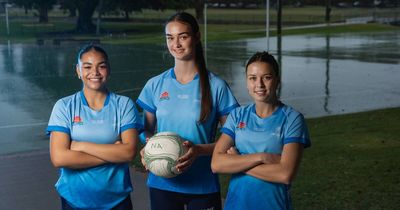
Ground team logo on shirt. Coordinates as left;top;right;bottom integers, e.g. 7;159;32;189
73;116;83;125
237;122;246;129
160;91;170;100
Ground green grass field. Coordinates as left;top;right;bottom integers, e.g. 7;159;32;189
1;6;399;44
217;108;400;209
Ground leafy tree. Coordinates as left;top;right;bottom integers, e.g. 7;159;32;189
12;0;56;23
75;0;100;33
59;0;78;17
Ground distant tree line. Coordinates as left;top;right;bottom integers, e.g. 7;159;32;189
9;0;397;33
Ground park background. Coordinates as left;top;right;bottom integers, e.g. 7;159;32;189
0;0;399;209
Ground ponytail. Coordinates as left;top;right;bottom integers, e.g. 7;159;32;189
167;12;212;123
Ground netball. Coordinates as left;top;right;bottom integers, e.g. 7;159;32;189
144;132;187;178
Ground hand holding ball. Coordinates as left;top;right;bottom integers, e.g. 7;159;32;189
144;132;187;178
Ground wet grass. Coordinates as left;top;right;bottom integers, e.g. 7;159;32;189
218;107;400;209
1;7;399;44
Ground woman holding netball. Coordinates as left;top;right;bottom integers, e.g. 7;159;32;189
136;12;239;210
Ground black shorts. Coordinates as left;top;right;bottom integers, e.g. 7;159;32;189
149;187;222;210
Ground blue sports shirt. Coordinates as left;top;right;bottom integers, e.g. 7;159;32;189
137;68;239;194
47;91;143;209
221;103;311;210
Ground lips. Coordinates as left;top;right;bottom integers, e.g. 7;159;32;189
88;78;102;82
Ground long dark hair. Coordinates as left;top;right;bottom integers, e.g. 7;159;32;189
167;12;212;123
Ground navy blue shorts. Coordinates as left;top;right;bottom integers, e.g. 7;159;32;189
149;187;222;210
61;195;132;210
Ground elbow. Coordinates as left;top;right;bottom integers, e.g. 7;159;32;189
51;155;65;168
122;147;136;162
126;150;136;162
280;172;296;185
211;159;221;174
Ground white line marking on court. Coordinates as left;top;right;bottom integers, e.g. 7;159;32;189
0;122;47;129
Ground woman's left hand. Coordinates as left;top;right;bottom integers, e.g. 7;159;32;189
176;141;199;173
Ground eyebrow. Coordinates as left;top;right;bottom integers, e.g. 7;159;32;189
166;32;191;36
81;61;107;65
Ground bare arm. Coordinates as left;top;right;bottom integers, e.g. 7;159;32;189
245;143;304;185
211;133;280;173
70;128;139;163
50;131;106;169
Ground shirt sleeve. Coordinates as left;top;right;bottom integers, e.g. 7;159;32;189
220;111;237;141
136;79;157;114
46;99;71;136
120;98;144;133
284;113;311;148
216;81;239;117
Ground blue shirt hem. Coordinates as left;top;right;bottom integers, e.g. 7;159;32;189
136;99;156;114
46;126;70;136
221;127;235;140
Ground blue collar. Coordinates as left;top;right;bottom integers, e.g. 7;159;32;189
80;90;110;107
170;68;199;80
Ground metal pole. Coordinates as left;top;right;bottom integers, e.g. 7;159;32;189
204;2;207;64
266;0;270;51
5;3;10;36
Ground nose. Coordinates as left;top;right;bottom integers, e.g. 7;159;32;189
175;38;181;48
256;78;264;87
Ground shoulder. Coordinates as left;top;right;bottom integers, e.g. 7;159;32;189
208;71;228;87
54;92;80;107
109;92;135;107
145;68;172;86
280;104;305;122
230;104;253;118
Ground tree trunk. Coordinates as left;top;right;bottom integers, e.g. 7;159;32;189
38;6;48;23
69;8;76;17
124;10;130;21
194;0;204;24
76;0;100;33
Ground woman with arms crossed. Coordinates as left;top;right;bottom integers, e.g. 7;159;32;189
211;52;311;210
136;12;239;210
47;44;142;210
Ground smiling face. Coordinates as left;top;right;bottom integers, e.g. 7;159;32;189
165;21;198;61
246;61;280;103
76;49;109;92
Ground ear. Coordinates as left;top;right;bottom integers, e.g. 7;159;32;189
76;64;81;79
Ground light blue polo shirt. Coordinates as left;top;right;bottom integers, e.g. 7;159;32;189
221;103;311;210
47;91;143;209
137;68;239;194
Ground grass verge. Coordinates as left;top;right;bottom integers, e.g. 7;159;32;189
219;107;400;209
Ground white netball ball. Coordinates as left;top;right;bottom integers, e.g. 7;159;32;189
144;132;187;178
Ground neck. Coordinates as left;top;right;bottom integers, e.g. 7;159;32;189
254;100;280;118
174;59;198;84
82;88;108;110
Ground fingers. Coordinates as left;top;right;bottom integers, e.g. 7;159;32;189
175;157;193;172
140;148;148;170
